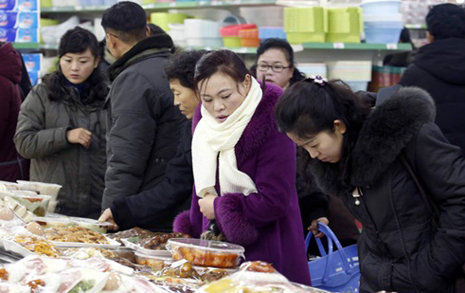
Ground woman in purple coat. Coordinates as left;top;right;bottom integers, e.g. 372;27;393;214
173;50;310;285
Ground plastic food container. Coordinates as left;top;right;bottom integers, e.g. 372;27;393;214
16;180;62;213
69;216;112;233
167;238;245;268
360;0;401;14
135;252;172;271
9;194;51;217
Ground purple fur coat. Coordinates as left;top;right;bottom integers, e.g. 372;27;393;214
173;82;311;285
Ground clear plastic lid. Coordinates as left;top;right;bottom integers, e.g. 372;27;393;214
167;238;245;254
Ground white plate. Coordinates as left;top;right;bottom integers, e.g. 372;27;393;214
51;236;121;249
120;238;171;257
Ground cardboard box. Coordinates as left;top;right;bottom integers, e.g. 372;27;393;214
0;0;38;11
0;11;39;28
0;27;38;42
22;53;41;71
27;70;39;85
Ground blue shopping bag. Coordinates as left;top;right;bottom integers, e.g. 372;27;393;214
305;223;360;293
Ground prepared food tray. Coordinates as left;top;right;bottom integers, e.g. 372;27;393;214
61;247;117;259
120;232;191;257
34;216;112;233
106;227;163;244
3;235;61;258
44;226;121;249
167;238;245;268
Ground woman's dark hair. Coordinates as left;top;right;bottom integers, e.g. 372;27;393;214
165;50;206;90
42;27;108;104
275;79;371;181
194;50;250;92
254;38;305;85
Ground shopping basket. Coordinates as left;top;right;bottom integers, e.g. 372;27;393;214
305;222;360;292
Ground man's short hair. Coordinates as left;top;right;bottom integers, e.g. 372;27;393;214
426;3;465;40
101;1;147;44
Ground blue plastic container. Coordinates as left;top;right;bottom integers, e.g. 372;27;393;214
364;20;403;43
259;27;286;40
360;0;401;14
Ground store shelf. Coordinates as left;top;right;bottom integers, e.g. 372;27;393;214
40;43;59;50
12;43;40;50
41;0;277;13
405;24;427;30
39;42;411;53
300;42;412;51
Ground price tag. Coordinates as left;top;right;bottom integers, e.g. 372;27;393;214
333;43;345;49
291;44;304;52
386;43;398;50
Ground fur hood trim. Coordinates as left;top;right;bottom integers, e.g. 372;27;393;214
235;82;283;161
310;86;435;194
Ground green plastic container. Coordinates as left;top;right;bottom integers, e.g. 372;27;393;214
223;37;242;47
325;32;361;43
327;7;363;34
286;32;326;44
284;7;327;33
40;0;52;7
150;13;188;32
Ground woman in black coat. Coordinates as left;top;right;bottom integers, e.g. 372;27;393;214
99;50;205;231
275;77;465;292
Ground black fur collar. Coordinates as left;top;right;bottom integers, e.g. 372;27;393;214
310;87;436;195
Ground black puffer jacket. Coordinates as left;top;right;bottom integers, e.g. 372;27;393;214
102;35;184;210
310;87;465;292
111;119;192;232
400;38;465;154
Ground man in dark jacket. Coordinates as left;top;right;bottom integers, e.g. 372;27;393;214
399;3;465;154
0;42;28;181
101;1;183;228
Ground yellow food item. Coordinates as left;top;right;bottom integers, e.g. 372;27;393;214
14;235;61;257
44;225;109;244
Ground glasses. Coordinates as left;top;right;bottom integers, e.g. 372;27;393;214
257;63;290;73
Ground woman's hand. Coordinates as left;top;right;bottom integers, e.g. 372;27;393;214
308;217;329;238
67;128;92;149
199;194;217;220
98;208;119;231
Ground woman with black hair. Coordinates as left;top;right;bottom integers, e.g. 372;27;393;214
253;38;305;89
275;78;465;292
15;27;108;219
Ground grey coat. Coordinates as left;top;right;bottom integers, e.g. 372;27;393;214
14;83;107;218
102;35;183;210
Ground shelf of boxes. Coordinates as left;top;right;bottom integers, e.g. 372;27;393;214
41;0;277;13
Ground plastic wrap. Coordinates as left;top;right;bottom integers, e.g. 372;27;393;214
198;261;330;292
166;238;244;269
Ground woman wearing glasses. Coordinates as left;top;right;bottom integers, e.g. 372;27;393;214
253;39;360;249
254;38;305;90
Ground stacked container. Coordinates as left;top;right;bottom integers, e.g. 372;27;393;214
326;7;362;43
361;0;403;43
220;24;256;47
327;61;372;91
168;23;185;47
150;12;187;33
183;19;222;48
284;7;326;44
238;28;259;47
258;27;286;41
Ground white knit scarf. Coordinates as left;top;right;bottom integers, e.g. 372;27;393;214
192;77;262;198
